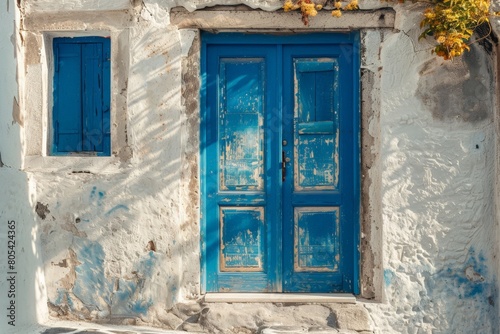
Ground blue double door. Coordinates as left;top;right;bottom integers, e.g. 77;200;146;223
202;33;360;293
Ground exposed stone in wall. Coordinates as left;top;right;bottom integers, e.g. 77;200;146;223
36;202;50;219
180;29;202;301
360;29;386;301
417;43;493;123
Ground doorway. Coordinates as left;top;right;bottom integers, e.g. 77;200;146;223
201;32;360;293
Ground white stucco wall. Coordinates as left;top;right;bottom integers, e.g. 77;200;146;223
6;0;500;333
21;6;200;325
364;7;499;332
0;1;48;333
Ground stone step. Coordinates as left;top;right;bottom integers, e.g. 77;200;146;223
38;302;374;334
259;325;362;333
195;302;373;333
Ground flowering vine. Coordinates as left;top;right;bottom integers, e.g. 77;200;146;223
420;0;492;59
283;0;359;24
283;0;498;60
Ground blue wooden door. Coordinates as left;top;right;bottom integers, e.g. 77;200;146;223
201;33;360;293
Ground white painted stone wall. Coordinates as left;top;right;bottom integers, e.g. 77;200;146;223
3;0;499;333
0;1;48;333
364;7;499;332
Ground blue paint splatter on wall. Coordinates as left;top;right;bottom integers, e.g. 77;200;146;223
53;289;75;310
384;269;394;287
90;186;106;206
105;204;129;216
72;239;113;308
112;252;157;315
137;251;157;278
418;248;498;332
53;239;160;317
129;299;154;315
424;248;496;302
113;278;152;315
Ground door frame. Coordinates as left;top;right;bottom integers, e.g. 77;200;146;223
200;32;361;294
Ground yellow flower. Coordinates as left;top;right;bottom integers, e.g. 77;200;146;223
424;11;435;19
331;9;342;17
334;1;342;9
283;0;295;12
345;0;359;11
301;3;318;17
316;4;323;10
436;35;446;43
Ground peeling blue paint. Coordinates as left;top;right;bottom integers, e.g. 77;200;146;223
53;289;75;310
105;204;129;216
113;278;152;315
219;58;265;191
137;251;157;277
220;207;265;270
129;299;153;315
53;289;65;305
56;240;161;317
112;252;157;315
295;208;339;272
72;239;113;307
202;33;360;293
295;59;339;191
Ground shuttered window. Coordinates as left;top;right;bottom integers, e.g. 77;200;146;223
52;37;110;155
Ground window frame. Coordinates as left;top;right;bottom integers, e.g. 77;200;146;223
51;36;111;156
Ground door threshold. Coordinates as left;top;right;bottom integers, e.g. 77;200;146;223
203;293;356;304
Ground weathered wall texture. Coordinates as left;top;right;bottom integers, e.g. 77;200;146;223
7;0;500;333
364;7;499;333
21;2;201;325
0;0;48;332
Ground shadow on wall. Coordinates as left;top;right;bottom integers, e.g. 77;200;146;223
0;2;48;332
34;22;199;324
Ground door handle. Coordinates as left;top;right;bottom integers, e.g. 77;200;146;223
282;151;292;182
282;151;286;182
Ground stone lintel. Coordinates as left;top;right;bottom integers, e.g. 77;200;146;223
171;8;395;30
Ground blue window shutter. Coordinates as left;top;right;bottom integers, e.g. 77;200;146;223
53;42;83;152
82;42;103;152
53;37;111;155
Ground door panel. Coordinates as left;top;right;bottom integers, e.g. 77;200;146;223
220;207;266;272
204;44;279;292
201;33;359;293
219;58;265;191
294;207;340;272
294;58;339;191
